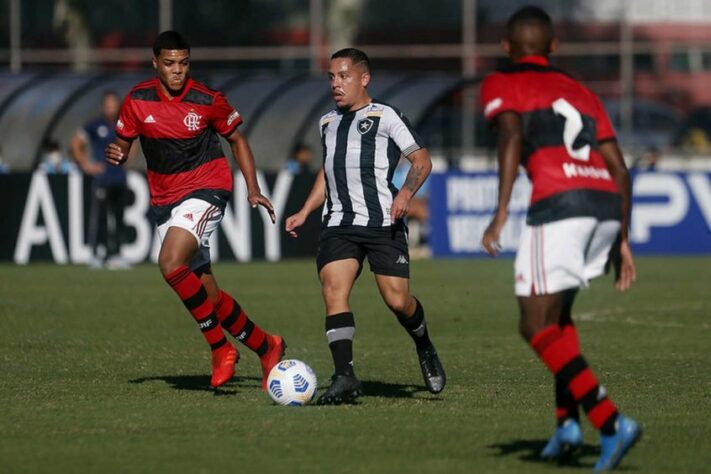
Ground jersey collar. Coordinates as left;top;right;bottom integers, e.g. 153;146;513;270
514;55;550;67
155;77;192;102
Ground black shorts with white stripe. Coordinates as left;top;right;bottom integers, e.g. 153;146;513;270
316;223;410;278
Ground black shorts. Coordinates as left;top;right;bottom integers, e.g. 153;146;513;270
316;224;410;278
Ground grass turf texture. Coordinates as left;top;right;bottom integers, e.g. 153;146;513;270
0;257;709;473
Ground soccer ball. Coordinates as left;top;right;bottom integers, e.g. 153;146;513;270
266;359;318;406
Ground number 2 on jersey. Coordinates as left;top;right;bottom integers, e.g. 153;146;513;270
552;98;590;162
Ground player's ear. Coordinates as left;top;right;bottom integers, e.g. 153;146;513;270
361;71;371;88
549;37;559;55
501;39;511;55
151;56;158;70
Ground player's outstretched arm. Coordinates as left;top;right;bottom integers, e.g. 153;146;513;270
105;137;132;166
391;148;432;221
285;168;327;238
482;111;522;256
599;140;636;291
227;129;275;223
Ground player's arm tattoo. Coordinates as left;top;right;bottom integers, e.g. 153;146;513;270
403;164;424;192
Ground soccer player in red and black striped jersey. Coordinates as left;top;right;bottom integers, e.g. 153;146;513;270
105;31;286;390
480;7;641;472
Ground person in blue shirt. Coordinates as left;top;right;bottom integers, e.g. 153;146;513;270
284;142;313;175
71;91;130;269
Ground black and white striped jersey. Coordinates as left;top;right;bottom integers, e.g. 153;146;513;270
319;101;423;227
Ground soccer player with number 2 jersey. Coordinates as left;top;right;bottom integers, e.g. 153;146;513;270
480;7;640;472
481;7;641;472
105;31;285;390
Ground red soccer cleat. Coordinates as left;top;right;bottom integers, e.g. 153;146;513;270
210;343;239;388
260;335;287;390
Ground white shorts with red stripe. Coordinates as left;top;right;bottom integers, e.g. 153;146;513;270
156;198;223;270
514;217;620;296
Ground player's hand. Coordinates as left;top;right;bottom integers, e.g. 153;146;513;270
248;192;276;223
285;212;306;238
390;192;410;221
614;240;636;291
105;143;126;166
481;213;506;257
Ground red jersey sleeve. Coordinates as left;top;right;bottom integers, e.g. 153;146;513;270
115;94;140;140
210;92;243;137
480;73;520;122
592;94;616;142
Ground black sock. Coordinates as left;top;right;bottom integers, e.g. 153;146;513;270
555;376;580;426
325;312;355;376
396;298;432;350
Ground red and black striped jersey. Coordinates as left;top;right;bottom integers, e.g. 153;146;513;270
116;77;242;215
481;56;621;224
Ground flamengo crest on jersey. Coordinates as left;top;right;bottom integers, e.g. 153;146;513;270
319;101;424;228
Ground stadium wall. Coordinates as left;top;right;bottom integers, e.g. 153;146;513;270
2;170;322;264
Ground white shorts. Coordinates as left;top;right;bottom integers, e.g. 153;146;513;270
156;198;224;271
514;217;620;296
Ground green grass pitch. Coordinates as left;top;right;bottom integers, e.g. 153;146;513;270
1;257;709;473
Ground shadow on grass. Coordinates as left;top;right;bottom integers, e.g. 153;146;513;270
487;439;598;469
128;374;262;396
360;379;441;400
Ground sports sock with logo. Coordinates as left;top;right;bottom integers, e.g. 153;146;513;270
164;266;227;351
395;297;432;350
554;323;581;425
214;290;269;357
531;324;618;435
325;312;355;376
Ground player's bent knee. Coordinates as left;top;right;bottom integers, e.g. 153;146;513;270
158;253;186;277
384;294;411;316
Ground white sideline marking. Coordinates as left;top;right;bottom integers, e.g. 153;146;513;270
577;304;710;330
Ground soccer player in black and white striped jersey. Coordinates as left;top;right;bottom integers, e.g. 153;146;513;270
285;48;446;404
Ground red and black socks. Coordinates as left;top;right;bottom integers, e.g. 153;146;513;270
214;290;269;357
555;324;581;425
531;324;618;435
325;312;355;376
164;266;227;351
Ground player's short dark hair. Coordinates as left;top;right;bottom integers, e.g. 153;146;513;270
331;48;371;73
153;31;190;56
507;6;554;35
102;90;119;100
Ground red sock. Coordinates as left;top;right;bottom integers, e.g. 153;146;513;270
531;324;618;433
214;290;269;357
164;266;227;351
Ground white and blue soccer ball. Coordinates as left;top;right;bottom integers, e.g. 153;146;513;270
267;359;318;406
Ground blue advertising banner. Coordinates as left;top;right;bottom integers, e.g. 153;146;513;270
429;171;711;256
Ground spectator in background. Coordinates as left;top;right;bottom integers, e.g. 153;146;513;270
39;139;77;174
632;147;660;171
70;91;131;270
284;142;313;174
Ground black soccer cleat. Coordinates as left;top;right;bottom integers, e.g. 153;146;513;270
417;344;446;394
316;374;363;405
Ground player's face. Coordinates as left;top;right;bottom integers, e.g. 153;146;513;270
328;58;370;111
153;49;190;93
102;94;120;121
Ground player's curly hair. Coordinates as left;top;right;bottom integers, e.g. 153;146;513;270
331;48;371;73
153;31;191;56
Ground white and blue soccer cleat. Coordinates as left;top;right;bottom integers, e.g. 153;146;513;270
540;418;583;461
594;415;642;472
